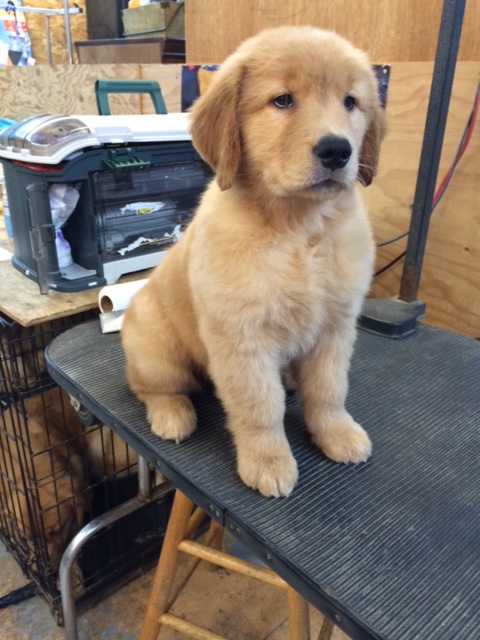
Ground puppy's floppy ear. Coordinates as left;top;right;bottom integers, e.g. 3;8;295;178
189;61;245;191
358;106;386;187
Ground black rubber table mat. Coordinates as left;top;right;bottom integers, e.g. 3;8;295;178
46;321;480;640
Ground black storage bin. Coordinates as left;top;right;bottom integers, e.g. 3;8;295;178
0;114;212;293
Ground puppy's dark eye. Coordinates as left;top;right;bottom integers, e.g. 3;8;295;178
344;95;356;111
273;94;294;109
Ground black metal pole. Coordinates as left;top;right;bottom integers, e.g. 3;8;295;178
399;0;466;303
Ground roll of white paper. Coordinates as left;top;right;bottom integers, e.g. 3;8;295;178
98;278;149;314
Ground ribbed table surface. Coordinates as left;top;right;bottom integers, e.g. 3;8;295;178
46;321;480;640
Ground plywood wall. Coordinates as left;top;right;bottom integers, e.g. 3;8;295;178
21;0;480;66
364;62;480;338
185;0;480;63
0;62;478;338
0;63;181;120
22;0;87;65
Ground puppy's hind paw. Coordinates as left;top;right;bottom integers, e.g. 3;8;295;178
146;394;197;443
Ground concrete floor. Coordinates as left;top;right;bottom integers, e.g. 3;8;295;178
0;535;350;640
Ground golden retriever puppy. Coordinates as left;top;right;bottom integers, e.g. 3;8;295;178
83;424;137;479
121;26;385;497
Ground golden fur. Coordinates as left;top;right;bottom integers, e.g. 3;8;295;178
121;26;386;497
0;387;136;590
0;389;87;586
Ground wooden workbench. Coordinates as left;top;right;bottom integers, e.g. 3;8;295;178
0;209;150;328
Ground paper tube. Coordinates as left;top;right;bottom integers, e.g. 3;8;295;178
98;279;149;314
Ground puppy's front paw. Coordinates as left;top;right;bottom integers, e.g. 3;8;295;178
237;444;298;498
146;394;197;443
314;413;372;464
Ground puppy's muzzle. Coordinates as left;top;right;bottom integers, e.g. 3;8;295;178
314;136;352;171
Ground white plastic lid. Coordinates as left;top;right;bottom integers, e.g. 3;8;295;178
0;113;192;165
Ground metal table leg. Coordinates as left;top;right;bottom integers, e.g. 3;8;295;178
60;455;173;640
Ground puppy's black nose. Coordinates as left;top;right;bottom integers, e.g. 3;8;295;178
314;136;352;170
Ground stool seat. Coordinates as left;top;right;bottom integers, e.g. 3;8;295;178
46;320;480;640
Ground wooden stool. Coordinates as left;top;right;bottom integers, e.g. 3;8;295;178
139;488;334;640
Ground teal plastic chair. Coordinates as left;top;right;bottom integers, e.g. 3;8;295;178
95;79;167;116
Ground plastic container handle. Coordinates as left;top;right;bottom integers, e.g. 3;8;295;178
95;79;167;116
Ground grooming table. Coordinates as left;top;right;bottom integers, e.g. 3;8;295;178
45;320;480;640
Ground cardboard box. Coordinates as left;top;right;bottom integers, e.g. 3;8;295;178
121;1;184;38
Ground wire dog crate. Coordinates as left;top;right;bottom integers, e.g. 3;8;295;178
0;310;173;624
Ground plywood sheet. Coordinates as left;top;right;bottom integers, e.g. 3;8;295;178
367;62;480;338
0;63;184;120
185;0;480;64
23;0;87;65
0;63;142;120
139;63;182;112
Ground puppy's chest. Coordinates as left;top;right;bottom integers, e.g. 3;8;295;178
273;235;365;333
291;233;356;291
